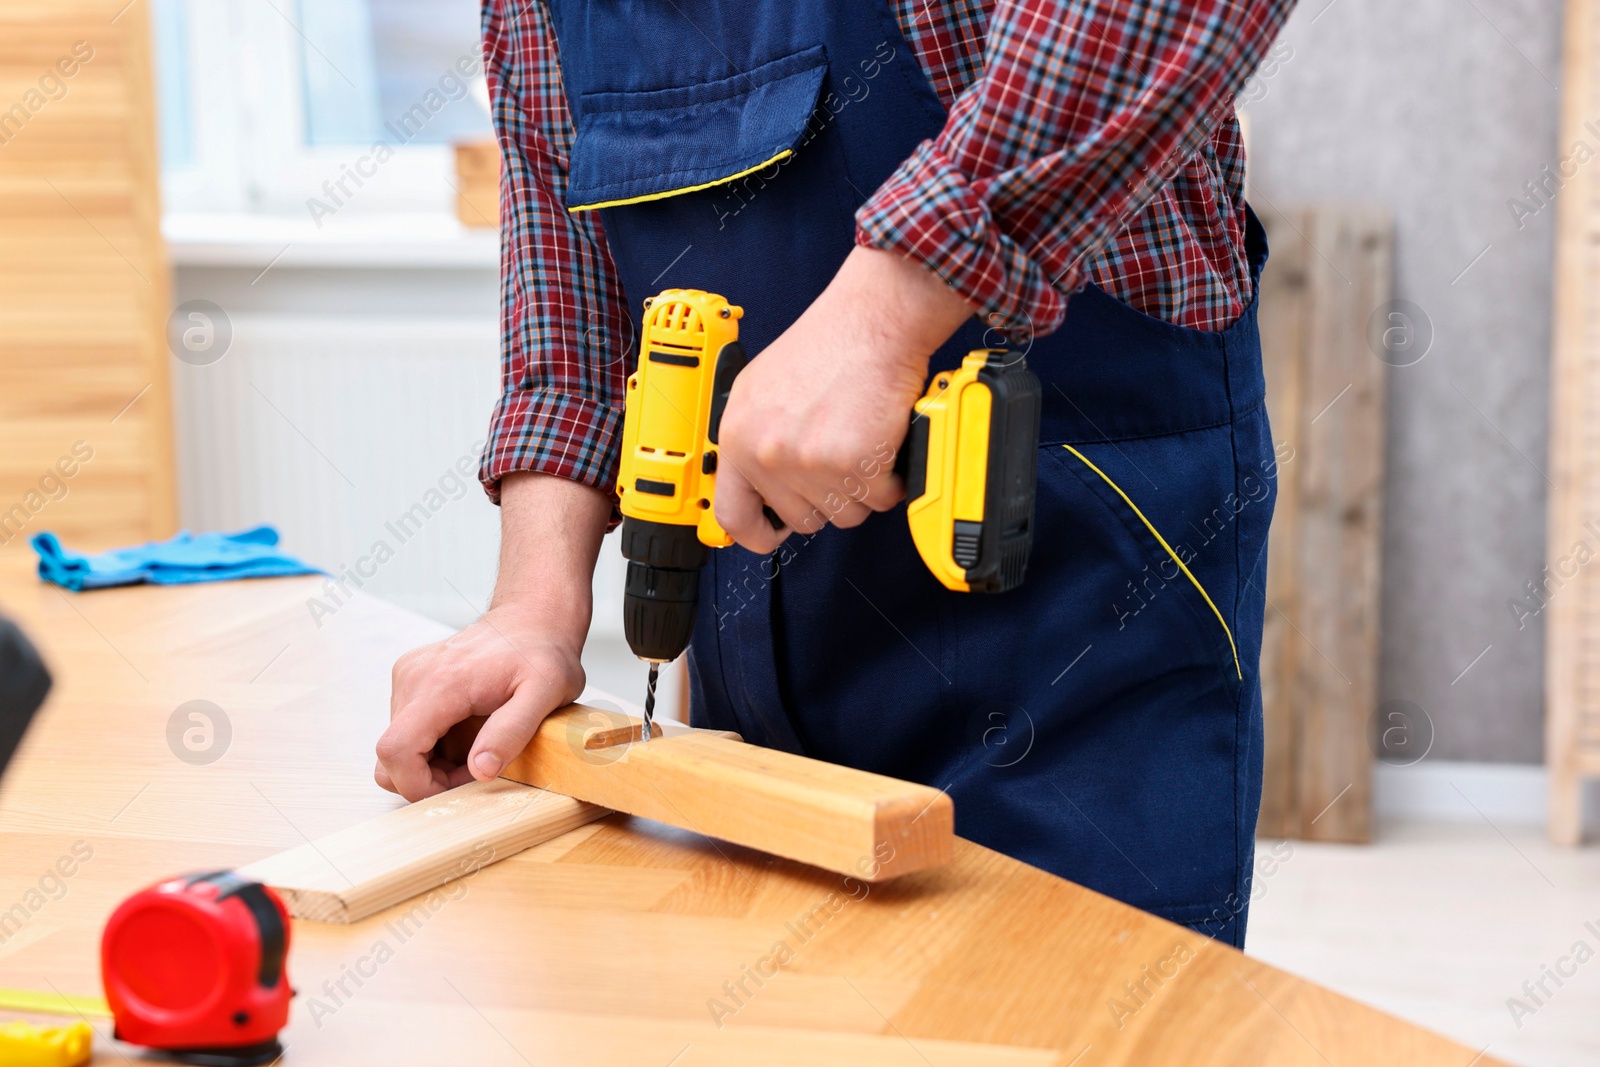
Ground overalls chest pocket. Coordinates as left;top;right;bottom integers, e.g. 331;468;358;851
562;45;861;356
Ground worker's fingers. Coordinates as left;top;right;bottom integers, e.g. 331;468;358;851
714;462;793;553
789;439;904;526
467;667;582;781
854;442;907;513
374;757;463;798
767;491;826;536
431;755;477;792
796;441;901;529
378;696;476;802
389;643;440;721
382;650;510;800
436;715;485;766
381;607;590;801
824;497;874;530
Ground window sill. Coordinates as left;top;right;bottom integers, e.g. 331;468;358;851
164;212;501;270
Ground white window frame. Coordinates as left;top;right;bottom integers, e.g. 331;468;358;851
159;0;480;223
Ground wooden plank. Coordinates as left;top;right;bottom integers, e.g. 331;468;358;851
1256;206;1391;843
1291;209;1389;844
502;704;954;881
452;138;500;228
1546;0;1599;845
0;0;176;556
237;778;607;923
1255;209;1312;838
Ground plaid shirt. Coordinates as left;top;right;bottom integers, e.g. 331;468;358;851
480;0;1295;503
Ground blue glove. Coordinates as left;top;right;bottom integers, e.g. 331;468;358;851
32;526;320;592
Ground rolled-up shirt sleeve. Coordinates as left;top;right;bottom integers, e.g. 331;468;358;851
478;0;633;507
856;0;1296;336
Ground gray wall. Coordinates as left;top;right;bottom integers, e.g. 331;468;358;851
1246;0;1563;762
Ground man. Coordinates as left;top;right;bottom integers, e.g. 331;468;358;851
378;0;1295;946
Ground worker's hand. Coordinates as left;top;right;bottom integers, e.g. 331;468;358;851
378;606;586;801
376;473;610;802
715;245;974;553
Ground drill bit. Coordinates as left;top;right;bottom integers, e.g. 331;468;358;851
641;662;659;742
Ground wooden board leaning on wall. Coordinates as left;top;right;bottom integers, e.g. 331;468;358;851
1256;206;1392;843
1546;0;1600;845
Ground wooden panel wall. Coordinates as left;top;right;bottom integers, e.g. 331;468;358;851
1256;207;1392;844
0;0;175;558
1547;0;1600;844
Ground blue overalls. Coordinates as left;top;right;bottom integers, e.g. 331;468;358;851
548;0;1275;946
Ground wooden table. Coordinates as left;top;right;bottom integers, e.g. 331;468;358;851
0;557;1502;1066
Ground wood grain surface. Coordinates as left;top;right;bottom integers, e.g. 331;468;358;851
1256;207;1391;844
238;778;608;923
1546;0;1600;844
503;706;954;882
0;558;1504;1065
452;139;500;229
0;0;177;554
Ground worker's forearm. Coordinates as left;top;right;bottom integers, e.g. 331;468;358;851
856;0;1295;336
490;472;611;638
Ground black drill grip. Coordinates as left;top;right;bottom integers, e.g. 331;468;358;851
620;518;708;662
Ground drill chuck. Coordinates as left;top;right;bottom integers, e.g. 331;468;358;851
620;517;708;663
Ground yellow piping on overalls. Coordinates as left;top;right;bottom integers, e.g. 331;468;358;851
1062;444;1242;680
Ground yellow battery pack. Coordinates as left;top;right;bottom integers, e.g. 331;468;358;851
901;350;1041;593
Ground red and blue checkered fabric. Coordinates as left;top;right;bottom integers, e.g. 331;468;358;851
479;0;1295;503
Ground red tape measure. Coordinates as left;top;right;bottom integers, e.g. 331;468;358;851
102;871;292;1066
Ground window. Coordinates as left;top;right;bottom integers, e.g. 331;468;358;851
298;0;490;148
151;0;194;169
150;0;492;221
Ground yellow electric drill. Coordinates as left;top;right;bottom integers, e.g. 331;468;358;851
616;289;1041;735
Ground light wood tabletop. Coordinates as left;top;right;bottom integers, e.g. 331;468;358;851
0;556;1505;1066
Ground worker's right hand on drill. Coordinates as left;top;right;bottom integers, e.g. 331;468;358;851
715;246;974;553
376;473;609;802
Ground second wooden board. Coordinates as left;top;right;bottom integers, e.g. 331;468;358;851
239;778;607;922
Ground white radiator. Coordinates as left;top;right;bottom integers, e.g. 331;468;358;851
171;313;505;625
